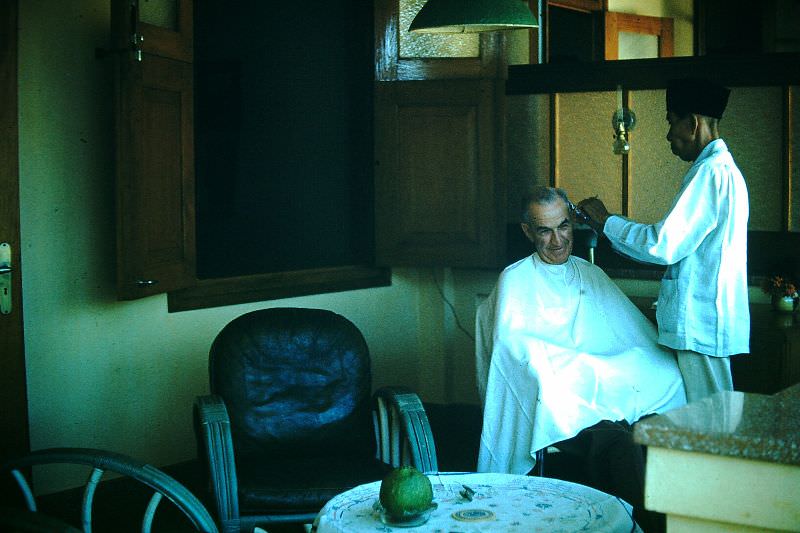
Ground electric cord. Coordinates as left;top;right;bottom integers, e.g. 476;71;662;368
430;268;475;342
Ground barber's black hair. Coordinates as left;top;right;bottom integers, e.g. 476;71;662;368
666;77;730;119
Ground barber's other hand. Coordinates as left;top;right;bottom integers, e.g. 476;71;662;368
577;197;610;233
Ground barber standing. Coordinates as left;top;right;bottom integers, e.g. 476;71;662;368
579;77;749;403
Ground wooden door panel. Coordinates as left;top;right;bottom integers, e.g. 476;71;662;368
0;0;29;462
112;0;194;300
138;0;193;63
398;106;480;240
115;53;195;299
375;80;505;267
113;0;193;63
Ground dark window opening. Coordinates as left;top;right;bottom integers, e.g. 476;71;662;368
547;6;603;63
194;1;375;279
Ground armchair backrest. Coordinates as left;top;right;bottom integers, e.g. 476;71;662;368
209;307;374;457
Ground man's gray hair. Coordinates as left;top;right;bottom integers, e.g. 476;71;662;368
521;186;570;224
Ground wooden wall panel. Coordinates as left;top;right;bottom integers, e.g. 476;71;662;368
724;86;784;231
628;89;685;224
555;91;622;211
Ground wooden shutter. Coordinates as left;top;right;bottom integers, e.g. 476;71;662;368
112;0;195;299
374;79;506;267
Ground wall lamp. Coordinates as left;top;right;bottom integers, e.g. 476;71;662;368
612;85;636;155
409;0;539;33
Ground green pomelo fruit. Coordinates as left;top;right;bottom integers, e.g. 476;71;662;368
379;465;433;517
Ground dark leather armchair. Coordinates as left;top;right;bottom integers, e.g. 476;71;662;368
194;307;438;532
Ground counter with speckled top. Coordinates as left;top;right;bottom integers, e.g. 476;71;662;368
632;384;800;531
633;383;800;466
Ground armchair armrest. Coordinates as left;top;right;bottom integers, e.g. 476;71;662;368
372;387;438;474
194;394;241;533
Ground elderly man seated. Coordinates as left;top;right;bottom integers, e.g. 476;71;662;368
476;186;686;531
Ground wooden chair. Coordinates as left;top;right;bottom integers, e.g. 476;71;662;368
0;447;219;533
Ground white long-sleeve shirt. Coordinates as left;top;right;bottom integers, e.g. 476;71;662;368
603;139;750;357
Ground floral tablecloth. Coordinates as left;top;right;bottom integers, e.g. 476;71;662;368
312;472;642;532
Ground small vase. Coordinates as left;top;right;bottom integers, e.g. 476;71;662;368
771;294;798;313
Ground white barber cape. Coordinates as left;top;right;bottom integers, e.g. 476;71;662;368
476;254;686;475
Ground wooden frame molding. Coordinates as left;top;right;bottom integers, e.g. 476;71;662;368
549;0;606;13
604;12;674;60
167;266;391;312
506;53;800;94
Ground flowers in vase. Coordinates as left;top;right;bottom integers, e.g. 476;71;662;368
761;275;799;299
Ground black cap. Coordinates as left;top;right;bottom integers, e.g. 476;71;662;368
666;77;731;119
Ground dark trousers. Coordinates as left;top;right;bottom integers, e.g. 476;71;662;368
532;419;664;533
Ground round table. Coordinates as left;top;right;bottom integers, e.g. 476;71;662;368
312;472;642;532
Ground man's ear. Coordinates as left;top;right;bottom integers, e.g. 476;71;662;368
520;223;533;242
688;113;700;135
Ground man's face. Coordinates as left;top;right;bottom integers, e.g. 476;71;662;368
521;199;573;265
666;111;697;162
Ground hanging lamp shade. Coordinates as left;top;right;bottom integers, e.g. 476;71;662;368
409;0;539;33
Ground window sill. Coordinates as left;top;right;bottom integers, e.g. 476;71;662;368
167;265;391;312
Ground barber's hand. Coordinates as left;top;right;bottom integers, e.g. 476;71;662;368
577;197;611;233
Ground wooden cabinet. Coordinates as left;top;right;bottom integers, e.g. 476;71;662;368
374;80;506;267
629;298;800;395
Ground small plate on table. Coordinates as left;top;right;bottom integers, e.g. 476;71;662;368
373;500;437;528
